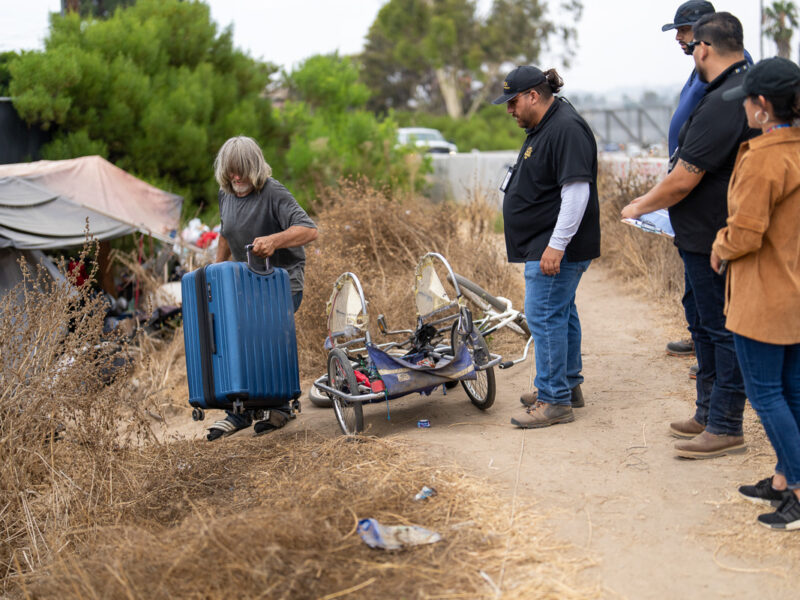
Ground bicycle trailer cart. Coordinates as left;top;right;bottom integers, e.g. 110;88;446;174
312;253;501;436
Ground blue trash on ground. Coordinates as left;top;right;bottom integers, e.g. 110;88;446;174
357;518;442;550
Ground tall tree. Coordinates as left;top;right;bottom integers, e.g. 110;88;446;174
10;0;278;213
361;0;582;118
361;0;448;114
277;53;419;205
62;0;136;18
763;1;798;59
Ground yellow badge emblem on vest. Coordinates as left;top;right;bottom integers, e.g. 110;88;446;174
503;81;510;90
524;147;532;159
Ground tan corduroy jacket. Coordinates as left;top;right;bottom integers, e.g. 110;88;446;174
712;127;800;344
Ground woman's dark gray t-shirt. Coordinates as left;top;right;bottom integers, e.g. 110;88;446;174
218;178;316;293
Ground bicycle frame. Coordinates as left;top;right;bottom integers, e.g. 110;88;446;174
460;288;533;370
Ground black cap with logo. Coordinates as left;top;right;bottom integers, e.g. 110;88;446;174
492;66;546;105
662;0;715;31
722;57;800;101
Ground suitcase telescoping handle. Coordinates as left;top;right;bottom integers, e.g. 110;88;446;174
245;244;273;275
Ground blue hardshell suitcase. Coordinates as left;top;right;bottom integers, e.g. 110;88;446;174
181;252;301;411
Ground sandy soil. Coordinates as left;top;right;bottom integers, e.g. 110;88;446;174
167;263;799;599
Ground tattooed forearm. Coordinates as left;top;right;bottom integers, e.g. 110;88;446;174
679;159;705;175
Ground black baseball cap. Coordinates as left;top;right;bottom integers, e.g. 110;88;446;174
722;57;800;101
492;66;546;104
662;0;715;31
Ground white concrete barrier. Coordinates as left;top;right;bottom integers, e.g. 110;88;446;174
429;151;517;207
427;151;669;206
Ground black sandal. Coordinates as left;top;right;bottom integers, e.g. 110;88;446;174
253;409;290;436
207;419;243;441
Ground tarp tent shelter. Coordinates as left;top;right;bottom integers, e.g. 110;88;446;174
0;156;182;305
0;155;182;249
0;177;134;249
0;246;75;308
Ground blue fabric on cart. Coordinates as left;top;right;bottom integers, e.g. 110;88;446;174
367;342;476;398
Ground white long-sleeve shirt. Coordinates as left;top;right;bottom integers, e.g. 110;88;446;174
547;181;590;252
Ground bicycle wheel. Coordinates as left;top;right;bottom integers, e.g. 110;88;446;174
308;383;333;409
450;323;496;410
453;274;530;337
327;348;364;435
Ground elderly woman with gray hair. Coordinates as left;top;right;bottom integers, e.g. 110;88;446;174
207;136;318;441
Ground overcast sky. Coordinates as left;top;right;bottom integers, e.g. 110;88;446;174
0;1;783;95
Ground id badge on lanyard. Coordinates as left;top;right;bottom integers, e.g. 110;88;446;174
500;162;516;192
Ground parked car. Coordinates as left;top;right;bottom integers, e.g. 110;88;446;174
397;127;457;154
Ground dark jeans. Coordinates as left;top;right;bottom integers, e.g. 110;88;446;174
681;268;697;342
680;250;746;435
734;335;800;489
225;290;303;428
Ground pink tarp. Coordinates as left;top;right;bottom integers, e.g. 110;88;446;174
0;155;182;239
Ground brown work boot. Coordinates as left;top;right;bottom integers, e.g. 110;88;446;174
669;417;705;439
674;431;746;459
520;385;585;408
511;401;574;429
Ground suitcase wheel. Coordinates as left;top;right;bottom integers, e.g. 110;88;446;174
192;407;205;422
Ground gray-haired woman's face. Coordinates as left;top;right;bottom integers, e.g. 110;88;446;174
230;173;254;197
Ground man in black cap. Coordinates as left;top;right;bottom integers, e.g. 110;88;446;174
661;2;752;365
663;1;717;155
661;1;716;362
493;66;601;429
621;12;759;458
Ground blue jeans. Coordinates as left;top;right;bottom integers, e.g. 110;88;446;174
226;290;303;428
734;335;800;489
680;250;746;435
524;259;591;406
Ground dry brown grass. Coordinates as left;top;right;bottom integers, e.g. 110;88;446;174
0;190;596;599
19;433;599;599
296;179;523;379
0;245;151;589
596;167;684;322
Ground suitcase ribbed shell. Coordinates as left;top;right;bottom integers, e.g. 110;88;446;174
182;262;300;410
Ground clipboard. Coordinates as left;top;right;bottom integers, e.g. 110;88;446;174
621;209;675;238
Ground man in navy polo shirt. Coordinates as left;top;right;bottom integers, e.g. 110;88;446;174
493;66;601;429
662;1;752;362
622;13;759;458
662;0;717;361
665;0;717;159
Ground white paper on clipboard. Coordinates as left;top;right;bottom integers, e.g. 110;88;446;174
622;209;675;238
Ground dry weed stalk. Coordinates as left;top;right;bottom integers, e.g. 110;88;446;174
296;179;523;379
1;186;592;599
0;245;150;589
596;166;684;318
24;434;599;599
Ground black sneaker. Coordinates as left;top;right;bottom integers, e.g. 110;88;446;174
757;492;800;530
739;477;789;507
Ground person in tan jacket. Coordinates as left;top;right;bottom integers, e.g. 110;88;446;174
711;57;800;531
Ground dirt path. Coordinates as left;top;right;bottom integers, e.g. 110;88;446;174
171;263;798;598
